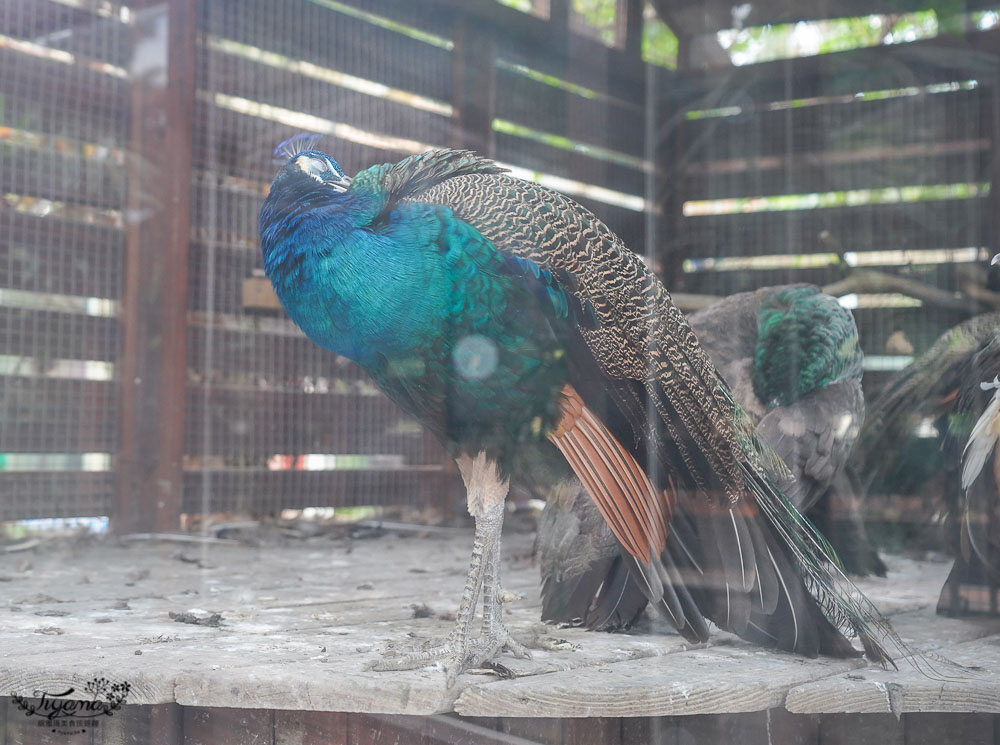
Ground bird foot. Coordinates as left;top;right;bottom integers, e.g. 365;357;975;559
466;624;532;667
367;626;530;687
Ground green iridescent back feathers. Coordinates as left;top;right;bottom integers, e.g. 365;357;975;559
753;285;864;409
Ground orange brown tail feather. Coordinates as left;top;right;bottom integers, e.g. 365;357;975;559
548;384;672;566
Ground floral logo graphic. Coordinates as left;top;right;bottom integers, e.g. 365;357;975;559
11;677;131;735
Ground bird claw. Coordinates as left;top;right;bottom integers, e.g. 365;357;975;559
465;627;532;666
367;627;530;687
366;643;455;673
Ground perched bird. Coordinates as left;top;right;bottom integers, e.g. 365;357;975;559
259;138;904;685
682;285;865;512
956;374;1000;591
538;285;880;630
859;304;1000;615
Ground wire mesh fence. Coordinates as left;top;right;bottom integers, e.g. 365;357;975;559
0;0;128;520
0;0;996;528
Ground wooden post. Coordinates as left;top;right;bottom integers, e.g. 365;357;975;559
451;15;497;156
117;0;196;533
656;97;689;288
988;70;1000;263
619;0;644;59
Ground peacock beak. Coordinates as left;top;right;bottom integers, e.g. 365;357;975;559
329;174;352;193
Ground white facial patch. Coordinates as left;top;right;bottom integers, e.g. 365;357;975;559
296;155;329;182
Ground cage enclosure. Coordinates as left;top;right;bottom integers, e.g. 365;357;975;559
1;0;999;743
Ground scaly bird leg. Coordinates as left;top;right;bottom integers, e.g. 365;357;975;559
466;520;531;664
369;452;526;687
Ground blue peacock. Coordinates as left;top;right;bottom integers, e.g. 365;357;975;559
259;137;905;685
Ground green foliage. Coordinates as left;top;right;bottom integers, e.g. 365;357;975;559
572;0;618;45
642;4;677;68
499;0;677;67
495;0;535;12
718;11;940;65
973;10;1000;29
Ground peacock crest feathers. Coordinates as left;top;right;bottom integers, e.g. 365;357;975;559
272;132;323;165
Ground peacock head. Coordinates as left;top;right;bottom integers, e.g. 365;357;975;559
259;134;354;275
269;133;352;195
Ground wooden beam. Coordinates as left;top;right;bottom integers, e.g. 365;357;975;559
988;65;1000;263
451;15;498;155
619;0;644;59
117;0;196;533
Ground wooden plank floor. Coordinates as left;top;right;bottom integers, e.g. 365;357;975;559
1;524;999;722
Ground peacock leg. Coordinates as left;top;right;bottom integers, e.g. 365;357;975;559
464;523;531;665
368;453;523;687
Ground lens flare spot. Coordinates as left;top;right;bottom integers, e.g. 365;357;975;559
453;334;498;380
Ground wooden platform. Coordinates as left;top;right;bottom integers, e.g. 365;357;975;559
1;523;1000;741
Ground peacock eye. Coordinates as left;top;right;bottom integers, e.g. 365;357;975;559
296;156;329;179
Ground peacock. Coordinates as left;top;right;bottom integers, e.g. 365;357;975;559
258;137;906;685
538;284;881;631
860;298;1000;615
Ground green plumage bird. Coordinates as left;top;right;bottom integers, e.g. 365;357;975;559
259;141;904;685
538;285;883;630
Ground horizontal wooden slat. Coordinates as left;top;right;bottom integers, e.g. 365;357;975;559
0;471;114;520
495;66;645;159
681;197;989;260
496;17;646;107
184;387;428;461
681;266;841;298
1;0;132;68
852;305;970;358
187;325;364;379
200;0;454;106
0;89;126;146
201;45;453;149
683;147;990;201
680;90;986;164
0;213;123;299
713;0;1000;31
0;307;119;361
190;183;262;246
0;47;127;128
335;0;458;39
182;467;447;513
0;146;125;209
348;0;647;105
0;377;117;452
677;280;969;358
1;0;101;39
187;241;261;315
495;133;646;200
679;260;986;298
660;29;1000;108
191;101;410;186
